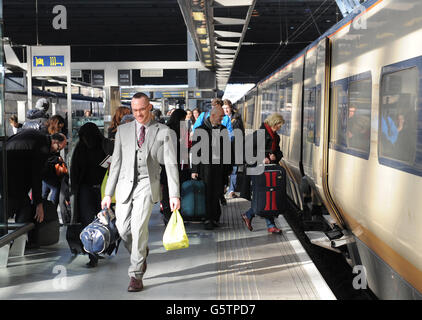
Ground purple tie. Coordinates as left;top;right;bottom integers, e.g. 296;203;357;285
138;125;145;148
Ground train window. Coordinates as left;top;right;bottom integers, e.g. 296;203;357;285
330;81;348;148
315;84;322;146
245;92;256;129
379;67;418;166
278;74;292;136
330;71;372;159
262;83;278;123
304;86;316;144
347;78;371;153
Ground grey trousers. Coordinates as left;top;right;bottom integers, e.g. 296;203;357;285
115;177;154;280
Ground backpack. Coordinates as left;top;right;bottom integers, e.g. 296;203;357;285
80;208;121;255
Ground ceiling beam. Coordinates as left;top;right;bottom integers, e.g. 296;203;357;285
215;30;242;37
214;17;246;25
214;0;254;7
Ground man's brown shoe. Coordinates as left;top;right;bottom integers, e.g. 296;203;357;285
128;277;143;292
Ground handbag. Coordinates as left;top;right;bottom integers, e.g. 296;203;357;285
55;162;68;176
80;208;121;255
162;209;189;250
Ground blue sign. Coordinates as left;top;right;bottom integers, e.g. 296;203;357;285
33;55;65;67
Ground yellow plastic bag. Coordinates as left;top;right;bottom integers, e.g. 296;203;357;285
101;171;116;204
163;209;189;250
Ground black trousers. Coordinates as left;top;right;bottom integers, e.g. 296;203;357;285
203;170;223;223
78;184;102;262
8;195;38;244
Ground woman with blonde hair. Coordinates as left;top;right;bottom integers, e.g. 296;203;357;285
241;113;285;234
108;106;131;139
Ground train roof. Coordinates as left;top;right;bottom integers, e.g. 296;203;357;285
258;0;380;88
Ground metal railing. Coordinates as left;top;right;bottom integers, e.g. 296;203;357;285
0;223;34;248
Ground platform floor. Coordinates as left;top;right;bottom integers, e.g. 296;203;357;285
0;198;335;300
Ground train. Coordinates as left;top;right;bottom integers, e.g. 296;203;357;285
235;0;421;300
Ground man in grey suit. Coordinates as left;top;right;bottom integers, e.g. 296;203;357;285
101;92;180;292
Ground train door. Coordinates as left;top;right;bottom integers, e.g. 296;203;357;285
302;38;329;191
302;46;318;180
321;36;345;227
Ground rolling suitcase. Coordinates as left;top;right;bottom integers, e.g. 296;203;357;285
180;179;206;221
251;164;287;218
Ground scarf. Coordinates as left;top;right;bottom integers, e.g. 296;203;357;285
264;123;277;152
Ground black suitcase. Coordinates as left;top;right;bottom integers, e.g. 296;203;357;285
251;164;287;217
32;200;60;246
37;220;60;246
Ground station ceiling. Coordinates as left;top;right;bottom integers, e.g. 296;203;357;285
3;0;339;86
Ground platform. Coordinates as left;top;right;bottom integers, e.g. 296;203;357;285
0;198;335;300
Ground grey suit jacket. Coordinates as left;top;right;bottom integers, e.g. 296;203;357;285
104;119;180;204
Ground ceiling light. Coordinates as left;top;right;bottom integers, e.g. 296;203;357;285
196;27;207;35
192;11;205;21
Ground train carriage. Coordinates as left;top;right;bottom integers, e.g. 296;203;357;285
237;0;422;299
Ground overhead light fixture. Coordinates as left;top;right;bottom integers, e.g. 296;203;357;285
202;47;209;52
196;27;207;34
192;11;205;21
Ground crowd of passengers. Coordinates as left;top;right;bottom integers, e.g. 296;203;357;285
6;96;285;261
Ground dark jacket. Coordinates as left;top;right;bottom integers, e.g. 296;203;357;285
22;109;49;133
70;123;113;222
258;122;283;163
239;122;283;200
6;129;52;205
191;118;233;182
107;126;117;140
231;111;245;135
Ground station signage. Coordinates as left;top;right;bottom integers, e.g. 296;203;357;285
91;70;105;86
33;55;65;67
188;91;202;99
120;88;151;100
141;69;163;77
30;46;70;77
118;69;131;86
154;91;185;98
